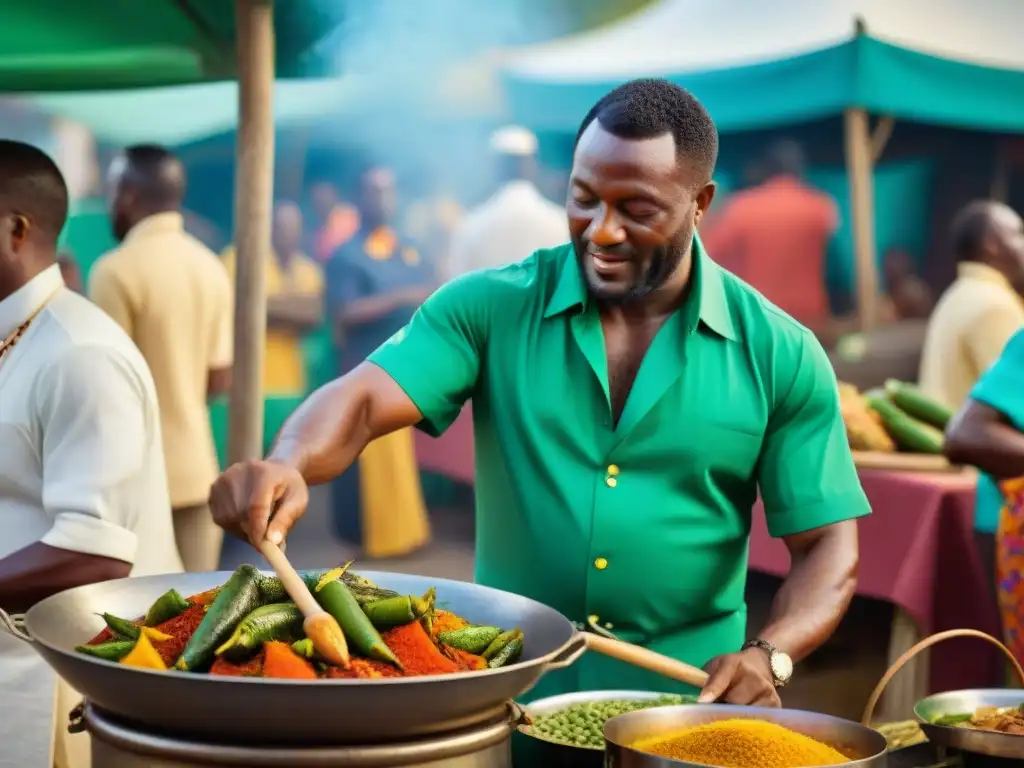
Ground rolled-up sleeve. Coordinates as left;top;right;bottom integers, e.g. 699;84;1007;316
32;346;148;564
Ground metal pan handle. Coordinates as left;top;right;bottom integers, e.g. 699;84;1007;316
543;631;588;671
0;606;31;643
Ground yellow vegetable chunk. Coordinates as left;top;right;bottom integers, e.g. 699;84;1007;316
119;631;168;671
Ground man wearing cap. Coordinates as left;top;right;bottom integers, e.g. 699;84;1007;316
446;126;567;277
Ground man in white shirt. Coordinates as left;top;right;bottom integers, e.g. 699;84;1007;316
445;126;567;277
0;140;182;768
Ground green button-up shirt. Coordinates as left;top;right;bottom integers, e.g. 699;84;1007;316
369;238;869;699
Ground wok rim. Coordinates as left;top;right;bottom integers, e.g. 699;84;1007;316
22;568;582;687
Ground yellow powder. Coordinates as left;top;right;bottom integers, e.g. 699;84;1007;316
633;718;849;768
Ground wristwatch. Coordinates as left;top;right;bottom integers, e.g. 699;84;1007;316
742;639;793;688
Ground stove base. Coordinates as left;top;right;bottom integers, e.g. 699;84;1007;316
85;703;513;768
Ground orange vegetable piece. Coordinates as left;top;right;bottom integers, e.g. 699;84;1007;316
262;641;317;680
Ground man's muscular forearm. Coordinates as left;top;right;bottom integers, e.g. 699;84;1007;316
754;519;858;661
0;543;130;614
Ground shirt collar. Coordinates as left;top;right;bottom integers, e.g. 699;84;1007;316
123;211;185;244
957;261;1015;291
543;235;737;341
0;263;63;338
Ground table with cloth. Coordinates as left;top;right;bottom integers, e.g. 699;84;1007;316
415;408;1002;721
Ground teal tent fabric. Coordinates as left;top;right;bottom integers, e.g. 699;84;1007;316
58;198;117;286
504;37;1024;133
809;158;934;297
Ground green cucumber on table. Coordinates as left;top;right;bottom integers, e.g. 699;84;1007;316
884;380;953;430
866;395;945;454
175;564;263;671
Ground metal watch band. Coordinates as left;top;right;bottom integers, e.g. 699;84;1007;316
742;639;787;687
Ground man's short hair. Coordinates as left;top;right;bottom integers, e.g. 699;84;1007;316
0;140;69;244
575;78;719;180
950;200;995;262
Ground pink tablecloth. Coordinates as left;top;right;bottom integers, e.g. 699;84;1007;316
414;406;474;485
751;470;1002;694
414;411;1002;692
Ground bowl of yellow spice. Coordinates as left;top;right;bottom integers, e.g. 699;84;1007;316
603;704;888;767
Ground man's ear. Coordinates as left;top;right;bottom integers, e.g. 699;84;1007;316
694;181;717;228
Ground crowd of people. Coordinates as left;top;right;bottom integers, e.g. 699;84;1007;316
4;72;1024;768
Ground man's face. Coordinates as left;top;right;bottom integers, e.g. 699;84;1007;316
105;155;133;243
567;122;714;305
310;183;337;224
360;168;398;226
988;204;1024;285
272;204;304;255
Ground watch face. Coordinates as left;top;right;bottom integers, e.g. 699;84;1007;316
771;652;794;683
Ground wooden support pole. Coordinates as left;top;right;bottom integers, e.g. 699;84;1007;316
844;108;880;333
228;0;275;464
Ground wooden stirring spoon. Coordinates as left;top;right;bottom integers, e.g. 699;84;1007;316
584;633;709;688
258;539;350;668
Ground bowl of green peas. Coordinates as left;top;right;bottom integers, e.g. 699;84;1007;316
517;690;695;767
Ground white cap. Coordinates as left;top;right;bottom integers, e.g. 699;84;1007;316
489;125;538;157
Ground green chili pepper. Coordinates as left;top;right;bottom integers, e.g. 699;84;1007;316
144;589;191;627
99;613;140;641
215;603;303;659
75;640;135;662
314;578;402;668
175;564;262;671
482;628;522;661
487;631;523;668
438;625;501;655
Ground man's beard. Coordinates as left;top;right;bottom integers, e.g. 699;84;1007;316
573;236;689;306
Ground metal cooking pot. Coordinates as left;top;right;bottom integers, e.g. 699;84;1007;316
603;704;888;767
915;688;1024;760
0;570;585;746
517;690;681;768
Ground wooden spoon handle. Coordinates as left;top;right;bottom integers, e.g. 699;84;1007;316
584;633;709;688
258;540;321;618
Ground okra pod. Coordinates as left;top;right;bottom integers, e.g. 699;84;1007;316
361;594;430;630
482;628;522;661
215;602;303;659
438;625;501;655
487;632;523;668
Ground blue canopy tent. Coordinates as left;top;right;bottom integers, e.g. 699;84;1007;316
501;0;1024;328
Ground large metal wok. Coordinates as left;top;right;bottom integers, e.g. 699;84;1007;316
0;570;584;746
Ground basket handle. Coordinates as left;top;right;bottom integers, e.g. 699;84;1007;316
861;628;1024;725
0;607;31;643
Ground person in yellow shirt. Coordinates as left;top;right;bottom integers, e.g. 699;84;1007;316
222;201;324;395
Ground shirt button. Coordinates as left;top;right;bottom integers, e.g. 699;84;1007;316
594;557;608;570
607;464;620;476
605;477;618;488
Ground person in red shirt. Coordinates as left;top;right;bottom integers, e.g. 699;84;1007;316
701;141;839;331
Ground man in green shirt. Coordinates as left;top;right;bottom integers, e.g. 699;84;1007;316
210;78;869;705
